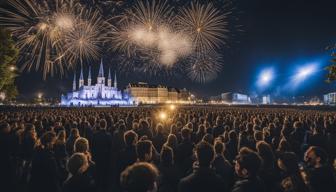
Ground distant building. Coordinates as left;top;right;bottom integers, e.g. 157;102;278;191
61;60;133;106
262;95;271;104
125;82;192;104
210;92;252;104
324;92;336;105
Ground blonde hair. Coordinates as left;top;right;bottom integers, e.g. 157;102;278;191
74;137;89;153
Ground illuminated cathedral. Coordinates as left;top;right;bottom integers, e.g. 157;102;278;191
61;60;133;106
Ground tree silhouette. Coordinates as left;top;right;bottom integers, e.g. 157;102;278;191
0;28;18;100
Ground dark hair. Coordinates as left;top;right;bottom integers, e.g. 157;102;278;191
229;130;237;141
67;153;87;175
236;147;262;176
119;123;126;131
278;152;299;174
40;131;56;147
254;130;264;141
70;128;80;137
256;141;275;168
307;146;328;165
136;140;153;161
124;130;138;146
120;162;159;192
99;119;107;130
0;122;9;132
181;128;191;139
196;141;214;167
160;146;174;166
214;140;225;154
202;133;214;145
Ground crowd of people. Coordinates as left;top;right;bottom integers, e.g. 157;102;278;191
0;106;336;192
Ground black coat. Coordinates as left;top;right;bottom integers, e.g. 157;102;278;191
212;155;234;189
63;173;95;192
0;132;15;191
29;148;61;192
231;177;265;192
178;167;227;192
176;140;194;177
91;130;113;189
158;164;180;192
307;166;336;192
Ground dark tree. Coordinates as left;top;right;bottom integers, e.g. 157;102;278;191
326;44;336;82
0;28;18;100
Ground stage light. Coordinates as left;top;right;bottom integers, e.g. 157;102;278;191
258;68;274;87
37;92;43;99
169;104;176;111
296;65;316;80
159;111;167;121
9;65;16;71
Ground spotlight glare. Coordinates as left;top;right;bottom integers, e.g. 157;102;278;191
297;65;316;79
169;104;176;110
258;68;274;87
159;111;167;120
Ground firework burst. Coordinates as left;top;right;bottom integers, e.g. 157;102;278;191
186;51;223;83
0;0;108;78
62;8;107;65
0;0;82;78
176;1;230;55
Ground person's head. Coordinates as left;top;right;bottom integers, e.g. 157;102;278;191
99;119;107;130
132;122;139;130
277;152;299;175
119;123;126;132
56;130;66;143
74;137;90;153
235;147;262;178
124;130;138;146
254;130;264;142
160;146;174;166
120;162;159;192
293;121;303;129
67;153;89;176
0;122;10;133
256;141;274;160
305;146;328;168
202;133;214;145
166;134;177;148
278;138;291;152
156;124;163;134
40;131;57;149
197;124;206;133
214;139;225;155
181;128;191;140
195;141;215;167
70;128;80;138
228;130;237;142
136;140;153;162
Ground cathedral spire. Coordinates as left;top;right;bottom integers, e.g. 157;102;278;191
114;72;117;88
79;66;84;88
97;59;105;85
88;66;92;86
98;59;104;77
73;72;76;91
108;68;112;87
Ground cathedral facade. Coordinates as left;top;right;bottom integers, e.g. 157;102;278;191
61;60;133;106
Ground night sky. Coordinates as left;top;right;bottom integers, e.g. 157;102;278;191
12;0;336;99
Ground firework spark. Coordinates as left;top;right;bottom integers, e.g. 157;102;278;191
111;0;194;74
0;0;109;78
0;0;236;83
61;8;107;65
176;1;230;55
0;0;84;78
186;51;223;83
